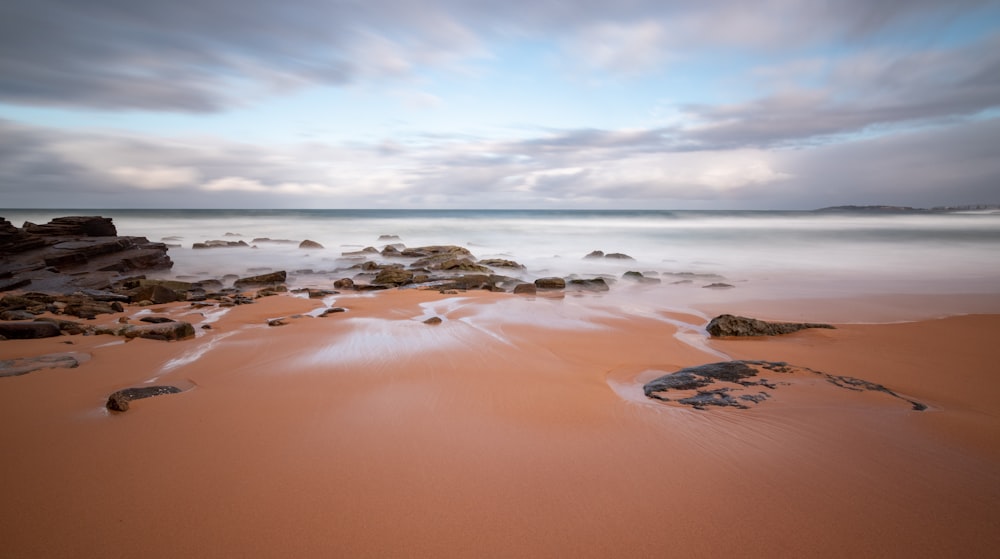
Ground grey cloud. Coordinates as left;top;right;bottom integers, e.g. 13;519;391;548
680;34;1000;149
2;0;990;112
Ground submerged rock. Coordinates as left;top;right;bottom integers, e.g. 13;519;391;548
0;352;87;377
106;386;182;412
299;239;324;249
706;314;834;337
0;321;62;339
233;271;287;288
534;277;566;289
568;278;610;292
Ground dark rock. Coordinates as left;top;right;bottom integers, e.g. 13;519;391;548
319;307;347;317
24;216;117;237
0;278;32;292
703;283;735;289
251;238;299;245
76;289;131;302
0;352;87;377
568;278;610;292
513;283;537;295
106;386;182;412
433;274;495;291
584;250;604;259
381;245;401;256
706;314;835;337
306;289;337;299
479;258;525;270
378;235;401;241
233;271;287;288
423;316;443;325
119;321;196;341
0;321;62;339
267;319;287;327
534;277;566;289
192;240;250;249
372;268;414;286
139;316;175;324
59;295;120;319
341;247;379;256
333;278;355;290
1;310;37;320
605;253;634;260
33;317;87;335
299;239;324;249
623;271;662;284
129;283;184;305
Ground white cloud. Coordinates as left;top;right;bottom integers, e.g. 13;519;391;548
108;165;200;189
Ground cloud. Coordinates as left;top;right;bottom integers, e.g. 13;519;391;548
1;1;991;112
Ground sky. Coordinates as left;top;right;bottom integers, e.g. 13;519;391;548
1;0;999;210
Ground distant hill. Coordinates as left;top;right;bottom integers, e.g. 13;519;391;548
815;204;999;213
813;205;924;212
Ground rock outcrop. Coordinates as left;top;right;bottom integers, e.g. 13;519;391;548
706;314;834;337
0;352;88;377
0;216;172;294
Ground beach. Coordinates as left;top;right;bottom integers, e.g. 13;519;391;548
3;283;1000;558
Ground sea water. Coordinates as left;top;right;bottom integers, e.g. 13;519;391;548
3;209;999;300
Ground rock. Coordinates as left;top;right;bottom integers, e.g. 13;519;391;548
59;295;120;319
703;283;735;289
333;278;355;290
306;289;337;299
706;314;835;337
251;238;299;245
568;278;610;292
622;271;661;284
299;239;324;249
119;321;196;341
319;307;346;317
24;216;117;237
33;317;87;335
372;268;414;286
378;235;401;241
192;240;250;249
233;271;287;288
129;283;184;305
139;316;175;324
76;289;131;302
1;310;37;320
584;250;604;259
436;258;492;273
0;216;172;294
479;258;525;270
423;316;443;325
381;245;401;256
106;386;182;412
433;274;496;291
513;283;537;295
534;277;566;289
0;321;62;339
267;319;287;327
341;247;379;256
605;253;634;260
0;352;88;377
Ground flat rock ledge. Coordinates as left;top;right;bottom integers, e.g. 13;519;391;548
643;360;926;411
706;314;834;337
106;386;183;412
0;352;89;377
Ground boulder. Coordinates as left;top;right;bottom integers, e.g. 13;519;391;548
129;283;184;305
512;283;537;295
423;316;443;325
434;274;495;291
584;250;604;259
0;321;62;339
299;239;324;249
24;216;117;237
622;271;661;284
479;258;525;270
568;278;610;292
33;317;87;335
106;386;182;412
605;253;634;260
59;295;122;319
120;321;196;341
378;235;402;241
436;258;492;273
703;283;735;289
233;271;287;288
333;278;355;290
372;268;414;286
534;277;566;289
706;314;835;337
319;307;347;317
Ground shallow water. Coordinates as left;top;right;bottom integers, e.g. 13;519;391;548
4;208;999;298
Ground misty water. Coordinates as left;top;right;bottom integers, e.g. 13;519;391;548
4;209;999;301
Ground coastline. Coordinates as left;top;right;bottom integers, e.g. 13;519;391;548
2;287;999;557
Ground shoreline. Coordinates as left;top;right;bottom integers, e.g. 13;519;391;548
2;287;999;557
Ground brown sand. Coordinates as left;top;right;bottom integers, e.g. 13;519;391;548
1;289;999;558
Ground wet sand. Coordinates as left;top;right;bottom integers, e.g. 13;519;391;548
1;289;999;558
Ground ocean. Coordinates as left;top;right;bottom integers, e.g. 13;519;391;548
3;209;999;301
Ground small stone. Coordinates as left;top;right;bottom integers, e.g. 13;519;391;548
423;316;443;325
